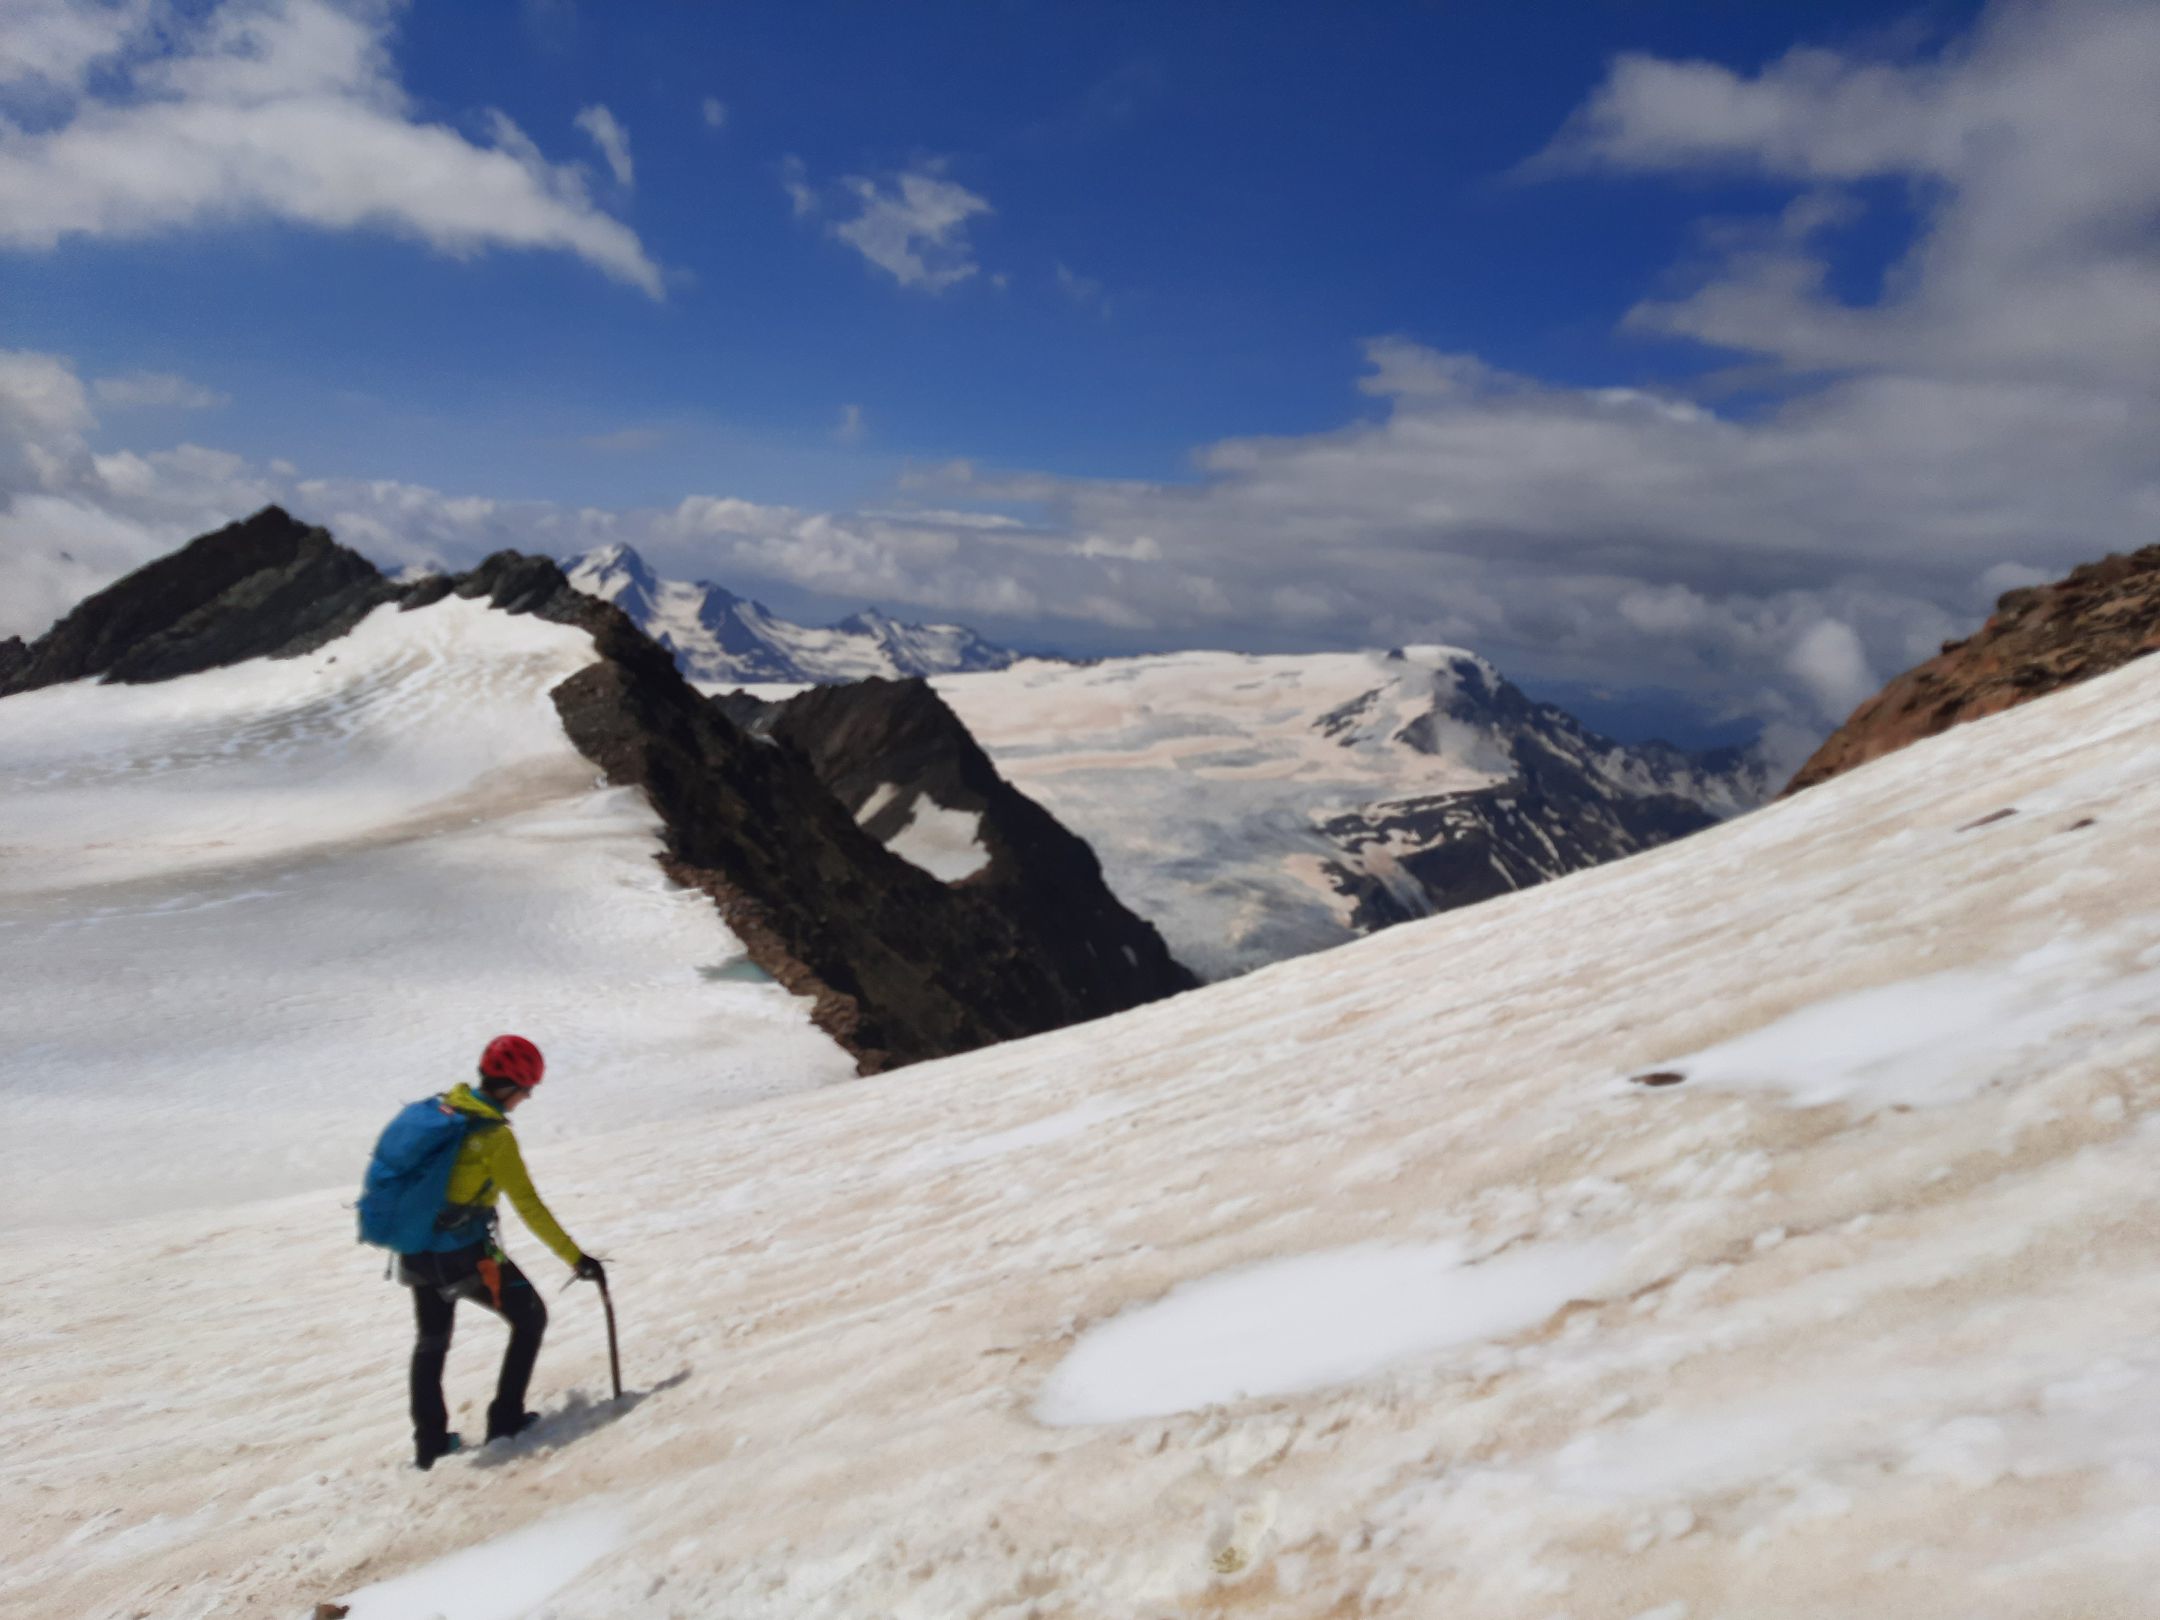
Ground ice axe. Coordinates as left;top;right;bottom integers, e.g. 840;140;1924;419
597;1273;623;1401
570;1260;624;1401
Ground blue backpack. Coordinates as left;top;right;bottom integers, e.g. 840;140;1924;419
357;1096;475;1253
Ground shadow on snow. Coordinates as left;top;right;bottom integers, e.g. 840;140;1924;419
469;1367;693;1467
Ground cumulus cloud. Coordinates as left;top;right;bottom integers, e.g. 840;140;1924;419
1;0;155;97
824;166;991;292
1783;619;1877;721
0;347;277;637
91;371;229;410
574;103;633;188
0;0;662;296
1541;0;2160;388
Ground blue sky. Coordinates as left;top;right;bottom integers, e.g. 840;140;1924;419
13;0;1947;504
4;0;2157;754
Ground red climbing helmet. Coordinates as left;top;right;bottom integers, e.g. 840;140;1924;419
478;1034;545;1090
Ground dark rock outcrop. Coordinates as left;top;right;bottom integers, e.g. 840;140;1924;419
1784;545;2160;795
2;509;1192;1071
723;678;1197;1022
0;508;395;695
1310;653;1754;937
1316;732;1727;934
0;636;26;688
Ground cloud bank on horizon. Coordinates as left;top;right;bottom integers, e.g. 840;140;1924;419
2;0;2157;744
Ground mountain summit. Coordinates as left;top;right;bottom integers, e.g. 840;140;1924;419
2;509;1192;1075
938;646;1776;979
562;544;1021;684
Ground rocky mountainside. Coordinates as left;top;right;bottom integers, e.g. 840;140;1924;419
1785;544;2160;795
1;508;1191;1069
0;513;396;693
936;648;1775;980
720;678;1196;1018
563;542;1021;684
1314;654;1771;937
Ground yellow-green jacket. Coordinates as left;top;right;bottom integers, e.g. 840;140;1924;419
438;1083;584;1268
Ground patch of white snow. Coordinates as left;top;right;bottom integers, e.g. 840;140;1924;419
885;797;990;882
1036;1239;1626;1424
338;1502;629;1620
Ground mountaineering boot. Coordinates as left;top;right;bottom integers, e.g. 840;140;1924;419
415;1432;463;1471
486;1407;541;1443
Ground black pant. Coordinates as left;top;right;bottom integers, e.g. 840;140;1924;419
402;1243;548;1450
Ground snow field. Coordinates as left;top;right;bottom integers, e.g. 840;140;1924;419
0;597;855;1230
936;652;1507;924
4;647;2160;1615
931;649;1585;977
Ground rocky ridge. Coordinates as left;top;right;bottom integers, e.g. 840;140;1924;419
1;508;1193;1070
1308;652;1770;935
1785;544;2160;795
720;679;1197;1019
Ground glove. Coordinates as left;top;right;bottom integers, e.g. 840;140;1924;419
574;1255;607;1286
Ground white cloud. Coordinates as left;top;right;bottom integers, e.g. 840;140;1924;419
835;403;865;446
0;348;1960;726
1055;262;1105;310
574;103;633;189
0;348;278;638
1542;1;2160;388
0;0;662;296
0;0;154;96
826;166;991;292
701;95;726;130
1783;619;1878;720
778;154;815;219
92;371;229;410
0;348;95;465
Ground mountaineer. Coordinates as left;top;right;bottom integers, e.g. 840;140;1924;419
358;1034;606;1470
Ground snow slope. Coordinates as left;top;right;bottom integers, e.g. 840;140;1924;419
0;595;854;1232
936;648;1769;978
564;543;1019;684
5;650;2159;1617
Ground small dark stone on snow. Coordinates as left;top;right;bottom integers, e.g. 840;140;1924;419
314;1605;351;1619
1956;808;2018;831
1631;1070;1686;1087
2067;817;2097;831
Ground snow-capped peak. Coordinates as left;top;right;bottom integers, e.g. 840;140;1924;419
563;542;663;621
559;548;1023;685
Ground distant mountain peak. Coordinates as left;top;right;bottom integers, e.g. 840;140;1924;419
560;547;1024;685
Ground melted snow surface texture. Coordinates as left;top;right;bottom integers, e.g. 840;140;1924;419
0;596;853;1231
5;654;2160;1619
565;542;1017;684
936;648;1765;978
